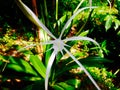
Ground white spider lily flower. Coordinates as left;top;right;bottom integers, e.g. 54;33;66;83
15;0;101;90
44;36;101;90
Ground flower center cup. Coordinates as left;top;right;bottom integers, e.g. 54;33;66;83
53;39;64;52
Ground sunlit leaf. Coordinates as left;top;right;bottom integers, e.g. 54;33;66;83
30;55;46;78
65;79;81;89
7;58;38;76
79;30;89;36
105;15;112;31
53;79;81;90
53;82;75;90
114;19;120;30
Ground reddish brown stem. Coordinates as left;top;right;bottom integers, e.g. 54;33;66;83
31;0;43;59
31;0;38;16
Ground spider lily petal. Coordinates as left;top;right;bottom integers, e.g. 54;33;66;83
18;44;37;52
63;47;101;90
15;0;56;39
64;36;100;47
89;0;92;10
59;6;97;39
18;41;54;52
45;50;58;90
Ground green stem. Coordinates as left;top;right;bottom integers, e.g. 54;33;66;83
74;0;85;13
76;10;93;36
56;0;58;21
44;0;49;27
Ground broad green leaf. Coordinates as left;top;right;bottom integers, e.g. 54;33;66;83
30;55;46;78
79;56;113;63
68;56;112;67
23;80;45;90
56;15;68;37
0;55;38;76
57;15;67;27
44;44;53;66
7;57;38;76
53;82;75;90
80;30;89;36
55;56;112;78
52;85;64;90
7;64;29;73
105;15;112;31
53;79;81;90
65;79;81;89
114;19;120;30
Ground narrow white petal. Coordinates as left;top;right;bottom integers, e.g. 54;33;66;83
59;6;97;39
63;47;101;90
15;0;56;39
89;0;92;11
64;36;100;47
18;40;54;52
45;50;57;90
18;44;37;52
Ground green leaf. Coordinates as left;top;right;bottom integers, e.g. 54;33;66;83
53;79;80;90
67;56;112;67
79;30;89;36
44;44;53;66
105;15;112;31
79;56;113;63
57;15;67;27
7;64;27;72
30;55;46;78
0;61;2;66
53;82;75;90
65;79;81;89
7;57;38;76
23;80;45;90
52;85;64;90
114;19;120;30
0;55;9;62
0;56;42;81
55;56;112;78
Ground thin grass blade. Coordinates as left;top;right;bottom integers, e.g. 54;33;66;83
73;0;85;13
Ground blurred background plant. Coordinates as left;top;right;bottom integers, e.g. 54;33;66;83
0;0;120;90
